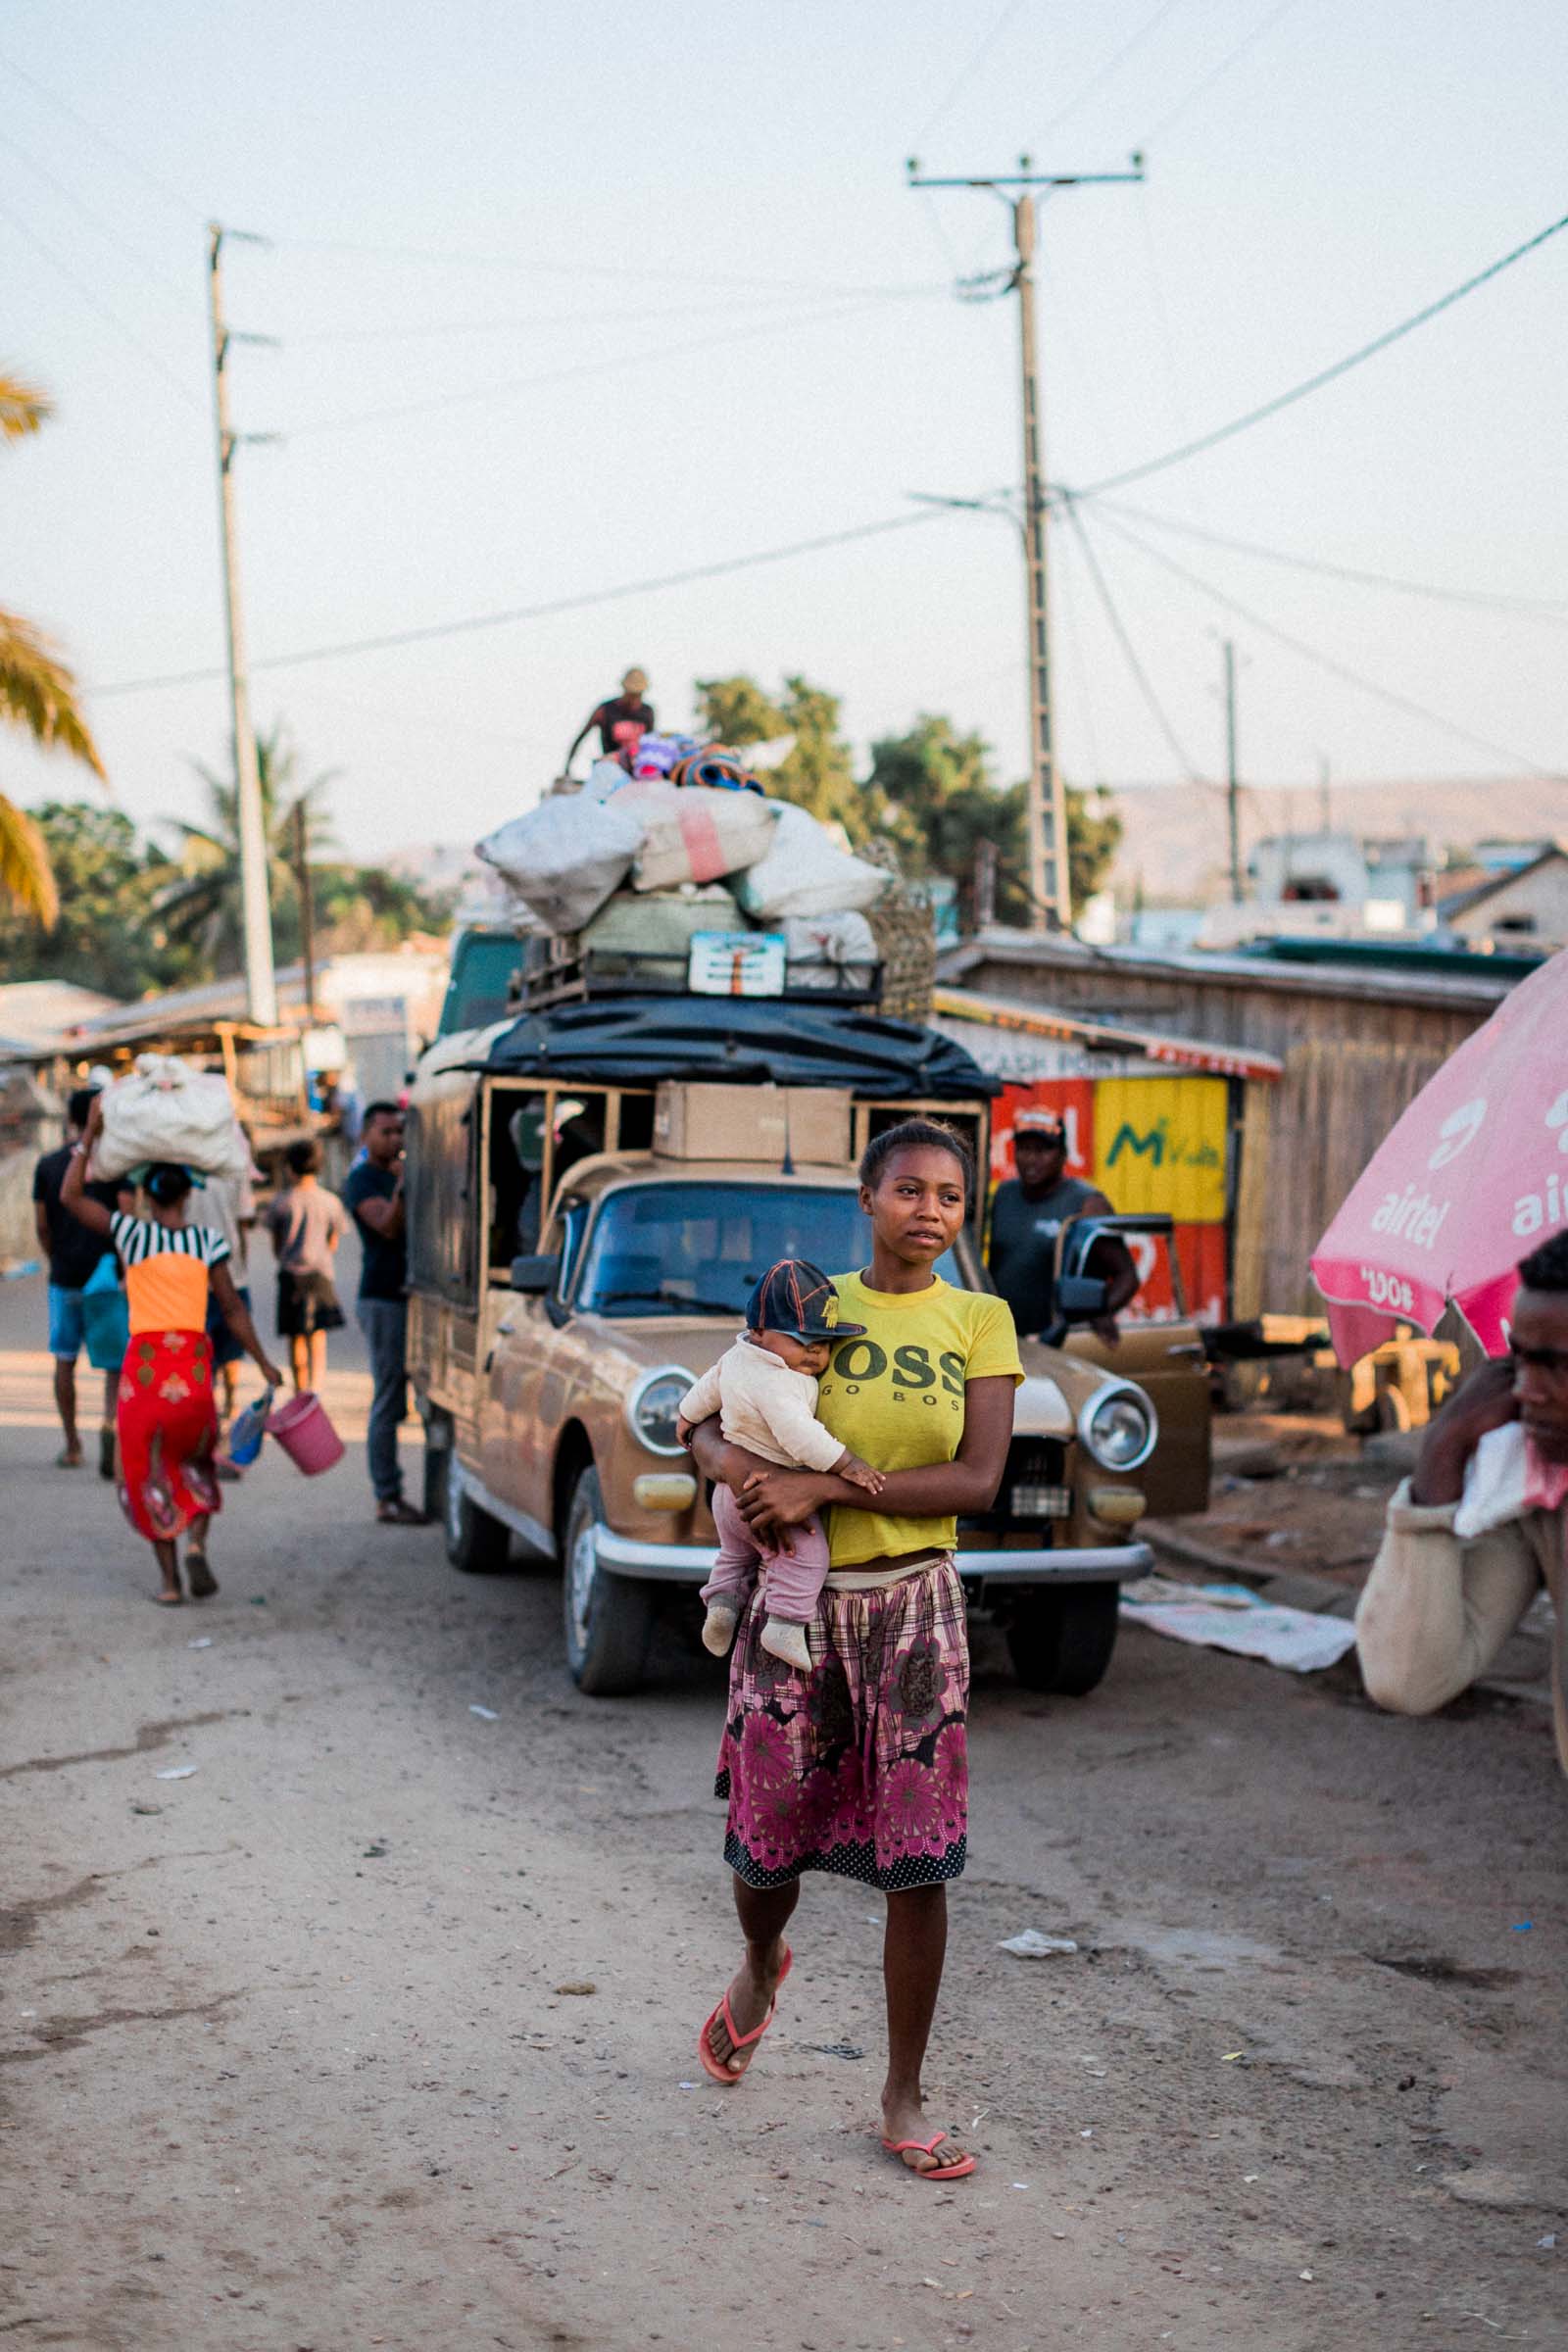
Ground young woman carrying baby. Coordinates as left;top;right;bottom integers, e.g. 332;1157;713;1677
685;1118;1021;2182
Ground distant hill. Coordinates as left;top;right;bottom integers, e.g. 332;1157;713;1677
1106;776;1562;903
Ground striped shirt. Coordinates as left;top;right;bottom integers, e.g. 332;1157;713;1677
111;1212;230;1337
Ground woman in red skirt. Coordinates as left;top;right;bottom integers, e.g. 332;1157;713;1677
64;1100;282;1604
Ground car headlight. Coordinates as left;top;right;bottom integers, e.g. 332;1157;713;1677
1079;1383;1156;1471
625;1365;696;1457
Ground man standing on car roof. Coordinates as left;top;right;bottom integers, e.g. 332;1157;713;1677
986;1108;1138;1345
564;667;655;770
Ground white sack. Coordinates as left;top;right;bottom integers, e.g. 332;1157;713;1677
733;803;890;920
781;910;878;965
476;796;643;935
581;758;634;802
620;782;776;893
92;1055;250;1182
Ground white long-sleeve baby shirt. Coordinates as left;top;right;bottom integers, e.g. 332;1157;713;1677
679;1337;846;1473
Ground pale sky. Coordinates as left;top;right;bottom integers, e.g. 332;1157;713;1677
4;0;1566;870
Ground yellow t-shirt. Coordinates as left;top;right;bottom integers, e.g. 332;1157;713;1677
813;1272;1023;1567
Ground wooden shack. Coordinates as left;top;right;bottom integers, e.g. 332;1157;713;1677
942;933;1519;1318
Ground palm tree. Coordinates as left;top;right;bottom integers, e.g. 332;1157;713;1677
1;369;107;925
159;723;338;972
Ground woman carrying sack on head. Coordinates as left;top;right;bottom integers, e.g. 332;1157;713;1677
63;1097;283;1605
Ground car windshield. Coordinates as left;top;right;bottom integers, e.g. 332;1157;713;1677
575;1182;962;1317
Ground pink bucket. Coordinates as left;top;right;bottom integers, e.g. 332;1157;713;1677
268;1390;344;1477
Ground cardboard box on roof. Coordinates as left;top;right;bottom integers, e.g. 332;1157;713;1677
653;1082;852;1167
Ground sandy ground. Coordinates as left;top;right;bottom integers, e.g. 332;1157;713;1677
1;1265;1564;2352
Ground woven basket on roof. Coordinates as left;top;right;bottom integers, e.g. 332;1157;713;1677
858;842;936;1021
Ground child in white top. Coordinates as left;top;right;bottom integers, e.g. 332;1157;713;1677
677;1257;883;1672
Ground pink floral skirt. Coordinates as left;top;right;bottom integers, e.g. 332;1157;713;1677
715;1555;969;1891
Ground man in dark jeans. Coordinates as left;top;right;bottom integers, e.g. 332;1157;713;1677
343;1102;428;1525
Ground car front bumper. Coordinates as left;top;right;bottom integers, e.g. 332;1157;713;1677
594;1528;1152;1586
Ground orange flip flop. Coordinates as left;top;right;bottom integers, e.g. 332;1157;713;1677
881;2130;977;2181
697;1946;793;2085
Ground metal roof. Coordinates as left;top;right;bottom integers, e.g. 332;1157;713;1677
931;985;1284;1083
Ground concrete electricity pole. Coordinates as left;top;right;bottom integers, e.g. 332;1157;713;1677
906;154;1144;934
1223;638;1243;904
207;223;278;1028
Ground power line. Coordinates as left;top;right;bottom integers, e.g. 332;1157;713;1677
0;46;197;217
88;507;956;698
0;124;194;307
283;288;943;440
911;0;1032;149
267;229;945;300
1079;205;1568;498
1059;498;1206;781
1090;502;1564;778
1137;0;1300;142
0;195;204;408
1085;494;1568;619
1054;519;1103;787
1036;0;1186;138
286;284;892;346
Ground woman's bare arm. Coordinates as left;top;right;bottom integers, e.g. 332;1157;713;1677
59;1101;113;1236
686;1417;774;1493
734;1375;1017;1536
210;1261;284;1388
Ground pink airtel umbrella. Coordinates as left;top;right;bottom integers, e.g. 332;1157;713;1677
1311;950;1568;1365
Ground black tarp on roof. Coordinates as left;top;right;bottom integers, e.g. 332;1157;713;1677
479;997;1001;1099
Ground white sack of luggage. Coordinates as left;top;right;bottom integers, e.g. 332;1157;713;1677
618;782;776;893
91;1055;252;1183
733;802;890;920
781;909;879;989
476;796;643;935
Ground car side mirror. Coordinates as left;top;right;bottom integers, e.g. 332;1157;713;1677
1054;1273;1108;1322
510;1252;560;1295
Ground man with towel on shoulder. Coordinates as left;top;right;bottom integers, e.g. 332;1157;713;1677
1356;1229;1568;1774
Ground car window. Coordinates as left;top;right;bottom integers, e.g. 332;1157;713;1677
573;1182;961;1317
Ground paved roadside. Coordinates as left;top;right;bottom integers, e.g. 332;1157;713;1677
1;1268;1563;2350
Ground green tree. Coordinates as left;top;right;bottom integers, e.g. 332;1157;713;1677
868;713;1122;923
1;370;108;925
159;723;338;972
312;861;455;954
0;801;194;997
696;672;890;847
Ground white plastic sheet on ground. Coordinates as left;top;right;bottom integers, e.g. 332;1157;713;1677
1119;1575;1357;1674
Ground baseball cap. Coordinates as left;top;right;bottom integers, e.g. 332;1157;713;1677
746;1258;866;1342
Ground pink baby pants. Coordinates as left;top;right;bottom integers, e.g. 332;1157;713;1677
703;1484;832;1625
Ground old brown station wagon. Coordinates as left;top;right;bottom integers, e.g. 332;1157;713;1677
407;1005;1210;1695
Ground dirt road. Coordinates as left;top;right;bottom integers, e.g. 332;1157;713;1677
1;1268;1562;2350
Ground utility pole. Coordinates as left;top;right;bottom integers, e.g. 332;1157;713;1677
291;798;317;1024
1317;753;1332;836
906;153;1144;935
972;837;999;932
207;223;278;1028
1223;638;1243;904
